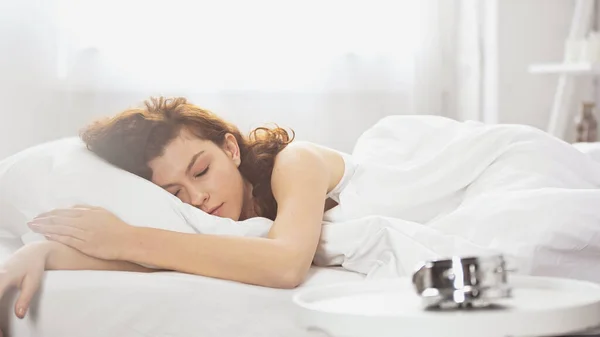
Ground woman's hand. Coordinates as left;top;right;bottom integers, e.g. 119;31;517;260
28;205;134;261
0;242;50;319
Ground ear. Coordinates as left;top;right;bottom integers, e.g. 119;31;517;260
222;133;241;167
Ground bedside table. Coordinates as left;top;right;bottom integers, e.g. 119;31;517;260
293;276;600;337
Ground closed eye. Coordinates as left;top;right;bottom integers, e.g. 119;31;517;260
171;166;209;197
195;166;210;178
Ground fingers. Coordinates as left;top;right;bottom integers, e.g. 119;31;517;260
15;272;42;319
34;205;102;219
72;204;102;210
35;208;85;219
45;235;85;251
36;209;83;218
28;223;86;240
29;215;78;227
0;271;12;308
0;268;38;320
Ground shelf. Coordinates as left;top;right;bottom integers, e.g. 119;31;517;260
528;62;600;75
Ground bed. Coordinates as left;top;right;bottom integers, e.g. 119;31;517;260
3;121;600;337
0;237;364;337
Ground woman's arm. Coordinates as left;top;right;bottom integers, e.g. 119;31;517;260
119;144;331;288
42;241;155;273
0;241;153;320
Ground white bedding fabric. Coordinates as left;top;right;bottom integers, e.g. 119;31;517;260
0;237;364;337
314;116;600;281
0;259;362;337
574;142;600;163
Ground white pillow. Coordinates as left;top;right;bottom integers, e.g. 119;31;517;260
0;137;271;247
573;142;600;163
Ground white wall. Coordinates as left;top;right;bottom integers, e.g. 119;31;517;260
0;87;406;160
0;1;406;160
493;0;578;134
3;0;579;161
0;1;422;160
0;2;404;159
436;0;578;137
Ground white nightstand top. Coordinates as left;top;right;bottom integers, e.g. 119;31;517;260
293;276;600;337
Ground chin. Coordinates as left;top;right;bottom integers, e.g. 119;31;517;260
219;205;239;221
229;209;243;221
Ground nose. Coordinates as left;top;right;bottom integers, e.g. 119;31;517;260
189;189;209;208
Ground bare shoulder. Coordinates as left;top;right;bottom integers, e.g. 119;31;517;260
273;141;346;195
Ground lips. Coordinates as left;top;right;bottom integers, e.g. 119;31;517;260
208;203;224;216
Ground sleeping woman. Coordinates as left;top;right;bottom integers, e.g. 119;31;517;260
2;96;351;319
3;96;600;321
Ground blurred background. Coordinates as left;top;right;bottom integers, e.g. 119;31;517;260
0;0;585;158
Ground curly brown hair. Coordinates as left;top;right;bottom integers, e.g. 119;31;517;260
80;97;294;220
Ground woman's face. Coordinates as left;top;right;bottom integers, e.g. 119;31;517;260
148;128;247;220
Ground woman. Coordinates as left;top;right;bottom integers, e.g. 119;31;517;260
2;97;352;320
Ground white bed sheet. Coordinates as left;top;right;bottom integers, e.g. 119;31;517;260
0;243;364;337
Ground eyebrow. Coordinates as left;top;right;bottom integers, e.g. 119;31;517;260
159;150;204;189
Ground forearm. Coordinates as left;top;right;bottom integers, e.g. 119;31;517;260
29;241;153;273
121;227;306;288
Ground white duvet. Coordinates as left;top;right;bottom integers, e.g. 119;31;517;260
182;115;600;282
314;116;600;281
